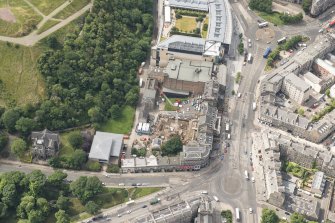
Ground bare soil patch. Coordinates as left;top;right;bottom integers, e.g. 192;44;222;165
0;8;16;23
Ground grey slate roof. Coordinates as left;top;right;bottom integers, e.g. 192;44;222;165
157;35;205;54
89;131;123;161
169;0;209;11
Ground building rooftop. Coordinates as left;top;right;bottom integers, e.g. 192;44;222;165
303;72;322;84
88;131;123;161
157;35;205;55
315;58;335;76
165;59;213;83
261;104;310;129
311;171;325;191
294;34;334;66
169;0;209;11
284;73;311;93
207;0;232;45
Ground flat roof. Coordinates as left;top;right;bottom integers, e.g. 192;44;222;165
312;171;325;190
158;35;205;51
303;72;322;84
207;0;232;44
165;59;213;83
284;73;311;92
89;131;123;161
169;0;209;11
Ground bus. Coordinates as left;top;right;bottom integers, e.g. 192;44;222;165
277;37;287;44
258;22;268;28
236;208;240;221
247;53;252;63
263;47;272;58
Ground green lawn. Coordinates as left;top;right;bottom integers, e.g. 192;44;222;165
54;0;91;19
59;131;76;156
258;11;284;26
175;16;197;33
128;187;162;199
37;19;60;34
0;0;43;37
0;42;46;107
99;106;135;134
29;0;68;15
0;14;86;107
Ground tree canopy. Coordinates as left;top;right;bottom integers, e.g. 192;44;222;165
161;135;183;156
35;0;153;130
70;176;103;203
11;138;27;157
0;170;104;221
261;208;279;223
249;0;272;13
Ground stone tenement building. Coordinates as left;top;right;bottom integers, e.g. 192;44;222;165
310;0;335;17
258;33;335;143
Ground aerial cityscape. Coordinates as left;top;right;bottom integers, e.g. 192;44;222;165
0;0;335;223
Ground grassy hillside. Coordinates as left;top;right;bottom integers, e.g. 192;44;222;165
0;14;86;107
0;0;42;36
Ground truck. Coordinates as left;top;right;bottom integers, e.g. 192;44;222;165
225;123;230;131
263;47;272;58
150;198;161;205
329;19;335;27
245;170;249;180
247;53;252;63
252;102;257;111
258;22;268;28
236;208;240;221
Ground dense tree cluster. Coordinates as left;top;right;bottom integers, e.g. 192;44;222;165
0;170;103;222
0;0;153;137
260;208;279;223
161;135;183;156
249;0;273;13
36;0;152;130
279;12;303;24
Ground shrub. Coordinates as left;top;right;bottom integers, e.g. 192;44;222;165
249;0;272;13
106;164;120;173
11;138;27;157
175;13;182;19
85;201;100;214
86;160;102;172
131;148;147;157
203;23;208;31
68;131;83;149
161;135;182;156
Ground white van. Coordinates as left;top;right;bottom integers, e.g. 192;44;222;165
201;190;208;194
227;134;231;139
213;196;219;202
